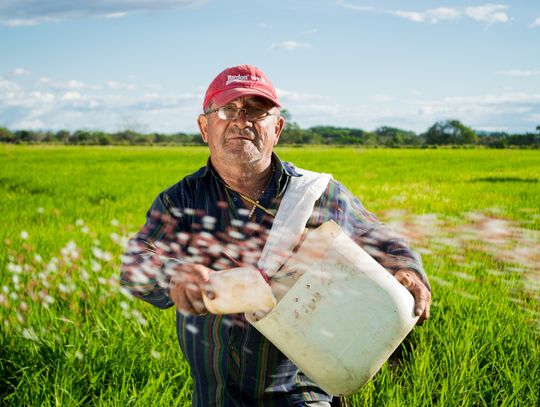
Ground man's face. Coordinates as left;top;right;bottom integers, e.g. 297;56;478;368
197;96;285;165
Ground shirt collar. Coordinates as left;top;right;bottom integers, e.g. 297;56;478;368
193;152;302;179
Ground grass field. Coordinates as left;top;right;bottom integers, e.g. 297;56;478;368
1;145;539;406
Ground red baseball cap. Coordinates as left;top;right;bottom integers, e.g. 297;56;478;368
203;64;281;111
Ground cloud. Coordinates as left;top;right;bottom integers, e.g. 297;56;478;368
499;70;540;77
276;88;324;105
372;94;396;103
3;72;539;134
335;1;374;12
529;17;540;28
338;2;510;26
106;81;136;91
35;78;102;91
0;0;207;26
465;4;509;25
391;7;460;24
10;68;31;76
300;28;318;35
270;41;312;51
278;89;540;133
0;73;201;132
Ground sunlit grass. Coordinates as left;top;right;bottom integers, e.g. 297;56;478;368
0;145;539;406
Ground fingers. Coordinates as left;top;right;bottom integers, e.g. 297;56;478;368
394;270;432;325
185;282;207;315
169;264;213;316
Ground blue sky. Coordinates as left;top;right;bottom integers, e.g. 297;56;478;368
1;0;539;134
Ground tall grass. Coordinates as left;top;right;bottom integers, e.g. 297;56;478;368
1;145;538;406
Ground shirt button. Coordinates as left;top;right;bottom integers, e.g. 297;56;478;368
233;197;237;201
228;345;234;351
228;380;234;386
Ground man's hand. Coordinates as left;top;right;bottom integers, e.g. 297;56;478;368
169;264;214;315
394;269;431;324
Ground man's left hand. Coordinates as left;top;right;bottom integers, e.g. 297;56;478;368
394;270;431;324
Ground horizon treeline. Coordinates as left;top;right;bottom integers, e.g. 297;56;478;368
1;118;539;148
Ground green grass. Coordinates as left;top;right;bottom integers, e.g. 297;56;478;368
1;145;539;406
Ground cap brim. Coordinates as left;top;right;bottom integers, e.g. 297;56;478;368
211;88;281;109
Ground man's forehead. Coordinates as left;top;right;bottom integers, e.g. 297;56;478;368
224;96;275;107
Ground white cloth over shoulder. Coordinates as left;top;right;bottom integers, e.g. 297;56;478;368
258;168;332;277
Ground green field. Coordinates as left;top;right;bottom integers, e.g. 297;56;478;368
1;145;539;406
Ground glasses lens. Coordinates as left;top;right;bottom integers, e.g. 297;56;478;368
245;107;267;121
218;106;239;120
217;106;270;121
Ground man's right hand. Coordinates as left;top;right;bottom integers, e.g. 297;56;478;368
168;264;214;315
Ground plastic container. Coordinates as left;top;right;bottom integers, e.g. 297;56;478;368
246;221;418;396
202;267;277;315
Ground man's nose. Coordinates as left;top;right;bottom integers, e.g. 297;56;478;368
233;109;253;128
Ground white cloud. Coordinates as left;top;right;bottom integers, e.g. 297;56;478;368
106;81;136;90
499;70;540;77
338;2;509;26
101;12;128;19
0;73;201;132
10;68;31;76
0;77;22;95
391;8;460;24
335;1;374;12
276;88;325;103
61;92;83;101
1;16;61;27
50;80;87;90
3;72;539;134
465;4;509;25
0;0;208;26
372;94;396;103
270;41;312;51
279;90;540;133
529;17;540;28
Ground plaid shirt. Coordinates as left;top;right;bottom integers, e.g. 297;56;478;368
120;153;429;407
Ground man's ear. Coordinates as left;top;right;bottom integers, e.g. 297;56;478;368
197;114;209;143
273;115;285;146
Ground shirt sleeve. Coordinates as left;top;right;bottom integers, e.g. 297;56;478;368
307;179;430;291
120;192;181;309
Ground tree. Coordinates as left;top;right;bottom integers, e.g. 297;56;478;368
375;126;417;146
424;119;477;145
0;127;14;143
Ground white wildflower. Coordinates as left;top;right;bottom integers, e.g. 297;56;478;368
20;230;29;240
7;263;22;273
43;295;55;304
22;328;38;341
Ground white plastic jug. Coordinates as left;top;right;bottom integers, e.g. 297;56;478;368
202;267;276;315
246;221;418;396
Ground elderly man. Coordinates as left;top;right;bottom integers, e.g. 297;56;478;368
121;64;431;407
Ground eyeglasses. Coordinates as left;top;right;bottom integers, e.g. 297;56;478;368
204;105;278;122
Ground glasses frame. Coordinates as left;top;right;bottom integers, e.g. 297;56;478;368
204;105;279;122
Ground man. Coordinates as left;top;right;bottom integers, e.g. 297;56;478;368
121;64;431;407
